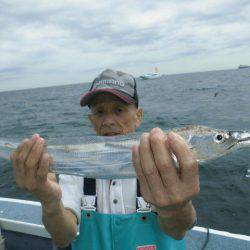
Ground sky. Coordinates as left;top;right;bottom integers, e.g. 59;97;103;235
0;0;250;92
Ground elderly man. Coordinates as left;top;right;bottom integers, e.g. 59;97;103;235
11;69;199;249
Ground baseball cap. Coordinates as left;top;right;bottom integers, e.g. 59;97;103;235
80;69;138;107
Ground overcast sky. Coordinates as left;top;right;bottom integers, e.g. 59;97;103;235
0;0;250;92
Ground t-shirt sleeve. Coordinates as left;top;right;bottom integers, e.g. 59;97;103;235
59;174;83;223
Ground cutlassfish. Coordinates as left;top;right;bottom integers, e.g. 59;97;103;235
0;125;249;179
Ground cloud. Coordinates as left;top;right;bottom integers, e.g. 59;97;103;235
0;0;250;91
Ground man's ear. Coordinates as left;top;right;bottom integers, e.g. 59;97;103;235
135;108;143;128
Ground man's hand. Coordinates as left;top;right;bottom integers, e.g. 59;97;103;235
132;127;199;238
10;134;78;247
10;134;61;209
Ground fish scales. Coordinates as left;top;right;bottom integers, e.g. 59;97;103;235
0;125;249;179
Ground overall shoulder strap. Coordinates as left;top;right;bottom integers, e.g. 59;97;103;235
137;179;141;197
84;178;96;195
82;178;97;211
136;179;152;213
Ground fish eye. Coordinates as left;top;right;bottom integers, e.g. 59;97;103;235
214;133;226;143
217;134;223;141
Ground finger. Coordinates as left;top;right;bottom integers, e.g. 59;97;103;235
10;150;18;168
12;135;38;186
139;133;166;199
167;132;199;183
16;138;32;168
37;153;53;182
37;153;52;183
25;137;45;170
11;150;24;187
132;145;153;202
149;128;179;187
15;138;30;156
16;135;40;173
24;137;45;190
16;134;39;157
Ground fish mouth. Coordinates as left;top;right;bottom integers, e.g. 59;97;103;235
227;131;250;150
238;137;250;143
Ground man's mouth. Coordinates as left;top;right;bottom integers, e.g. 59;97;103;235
103;132;121;136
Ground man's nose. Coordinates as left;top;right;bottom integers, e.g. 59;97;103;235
102;113;116;126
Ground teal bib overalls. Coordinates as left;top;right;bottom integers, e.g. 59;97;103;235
72;179;185;250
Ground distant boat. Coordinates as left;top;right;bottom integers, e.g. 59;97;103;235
139;67;163;80
238;65;250;69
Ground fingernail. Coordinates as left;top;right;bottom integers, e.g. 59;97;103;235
32;134;40;140
141;132;149;139
152;127;162;134
167;132;175;143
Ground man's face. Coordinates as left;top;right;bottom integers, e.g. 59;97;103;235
88;93;143;136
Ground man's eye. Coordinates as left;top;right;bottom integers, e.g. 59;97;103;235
116;107;124;113
94;110;104;115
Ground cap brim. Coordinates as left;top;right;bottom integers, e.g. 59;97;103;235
80;88;136;107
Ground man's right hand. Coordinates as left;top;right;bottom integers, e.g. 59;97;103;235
11;134;78;246
10;134;62;209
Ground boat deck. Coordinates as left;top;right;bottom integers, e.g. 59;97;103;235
0;197;249;250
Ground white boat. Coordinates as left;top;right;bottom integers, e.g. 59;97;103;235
238;65;250;69
0;197;249;250
139;67;163;80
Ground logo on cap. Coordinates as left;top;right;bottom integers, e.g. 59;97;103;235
95;79;125;88
80;69;139;107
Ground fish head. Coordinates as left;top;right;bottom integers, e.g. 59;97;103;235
186;127;250;162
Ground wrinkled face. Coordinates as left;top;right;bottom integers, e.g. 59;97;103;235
88;93;143;136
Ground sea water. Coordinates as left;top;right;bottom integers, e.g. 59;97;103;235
0;68;250;235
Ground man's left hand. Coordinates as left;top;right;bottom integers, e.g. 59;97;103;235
132;127;199;230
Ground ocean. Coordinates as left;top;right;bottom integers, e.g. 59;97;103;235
0;68;249;235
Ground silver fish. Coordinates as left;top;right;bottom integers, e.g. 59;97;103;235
0;125;249;179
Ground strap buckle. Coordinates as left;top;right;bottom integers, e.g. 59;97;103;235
81;195;97;211
136;197;151;213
